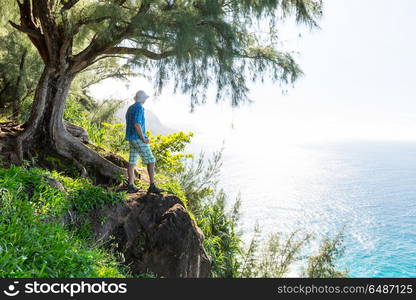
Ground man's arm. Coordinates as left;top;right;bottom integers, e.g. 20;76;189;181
134;123;149;143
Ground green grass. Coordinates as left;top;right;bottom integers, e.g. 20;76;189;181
55;173;126;213
0;166;68;218
0;166;127;277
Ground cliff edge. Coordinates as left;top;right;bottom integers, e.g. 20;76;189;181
83;192;211;278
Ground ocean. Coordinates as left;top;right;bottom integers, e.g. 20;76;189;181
120;95;416;277
186;137;416;277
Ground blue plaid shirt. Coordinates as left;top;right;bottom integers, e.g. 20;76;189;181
125;102;147;141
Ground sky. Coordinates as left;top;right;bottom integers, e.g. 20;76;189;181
90;0;416;143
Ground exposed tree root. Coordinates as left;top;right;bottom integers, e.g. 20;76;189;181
64;121;89;144
71;157;89;179
56;132;126;182
0;122;126;184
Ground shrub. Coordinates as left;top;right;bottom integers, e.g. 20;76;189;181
179;151;222;214
303;232;348;278
178;150;243;277
149;131;194;174
239;227;312;278
197;191;242;278
64;96;128;157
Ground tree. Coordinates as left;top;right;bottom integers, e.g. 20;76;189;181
2;0;322;181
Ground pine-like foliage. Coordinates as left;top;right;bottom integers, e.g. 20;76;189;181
3;0;322;108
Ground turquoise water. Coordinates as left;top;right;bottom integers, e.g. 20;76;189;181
306;142;416;277
191;139;416;277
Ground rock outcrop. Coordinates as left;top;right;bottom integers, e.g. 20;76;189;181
88;192;211;278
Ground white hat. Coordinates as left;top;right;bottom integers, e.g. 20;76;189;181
134;90;149;102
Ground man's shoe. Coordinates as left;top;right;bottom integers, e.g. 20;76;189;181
127;184;139;193
147;183;165;194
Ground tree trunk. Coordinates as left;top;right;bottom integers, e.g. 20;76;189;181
12;49;27;121
9;1;128;182
15;67;125;182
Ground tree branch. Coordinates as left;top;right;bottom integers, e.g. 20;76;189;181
103;47;174;60
72;16;112;35
9;21;43;39
70;3;152;73
15;0;22;8
32;0;59;63
79;16;112;26
89;55;129;67
61;0;80;10
14;0;49;63
80;71;133;89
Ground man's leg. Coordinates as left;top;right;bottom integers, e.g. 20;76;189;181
147;162;155;184
147;163;164;194
145;161;164;194
128;163;136;185
127;141;139;193
136;140;164;194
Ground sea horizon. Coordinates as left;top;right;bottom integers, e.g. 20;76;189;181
185;137;416;278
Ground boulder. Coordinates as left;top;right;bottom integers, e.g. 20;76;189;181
90;193;211;278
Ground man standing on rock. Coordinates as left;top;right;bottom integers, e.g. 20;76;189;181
125;90;164;194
